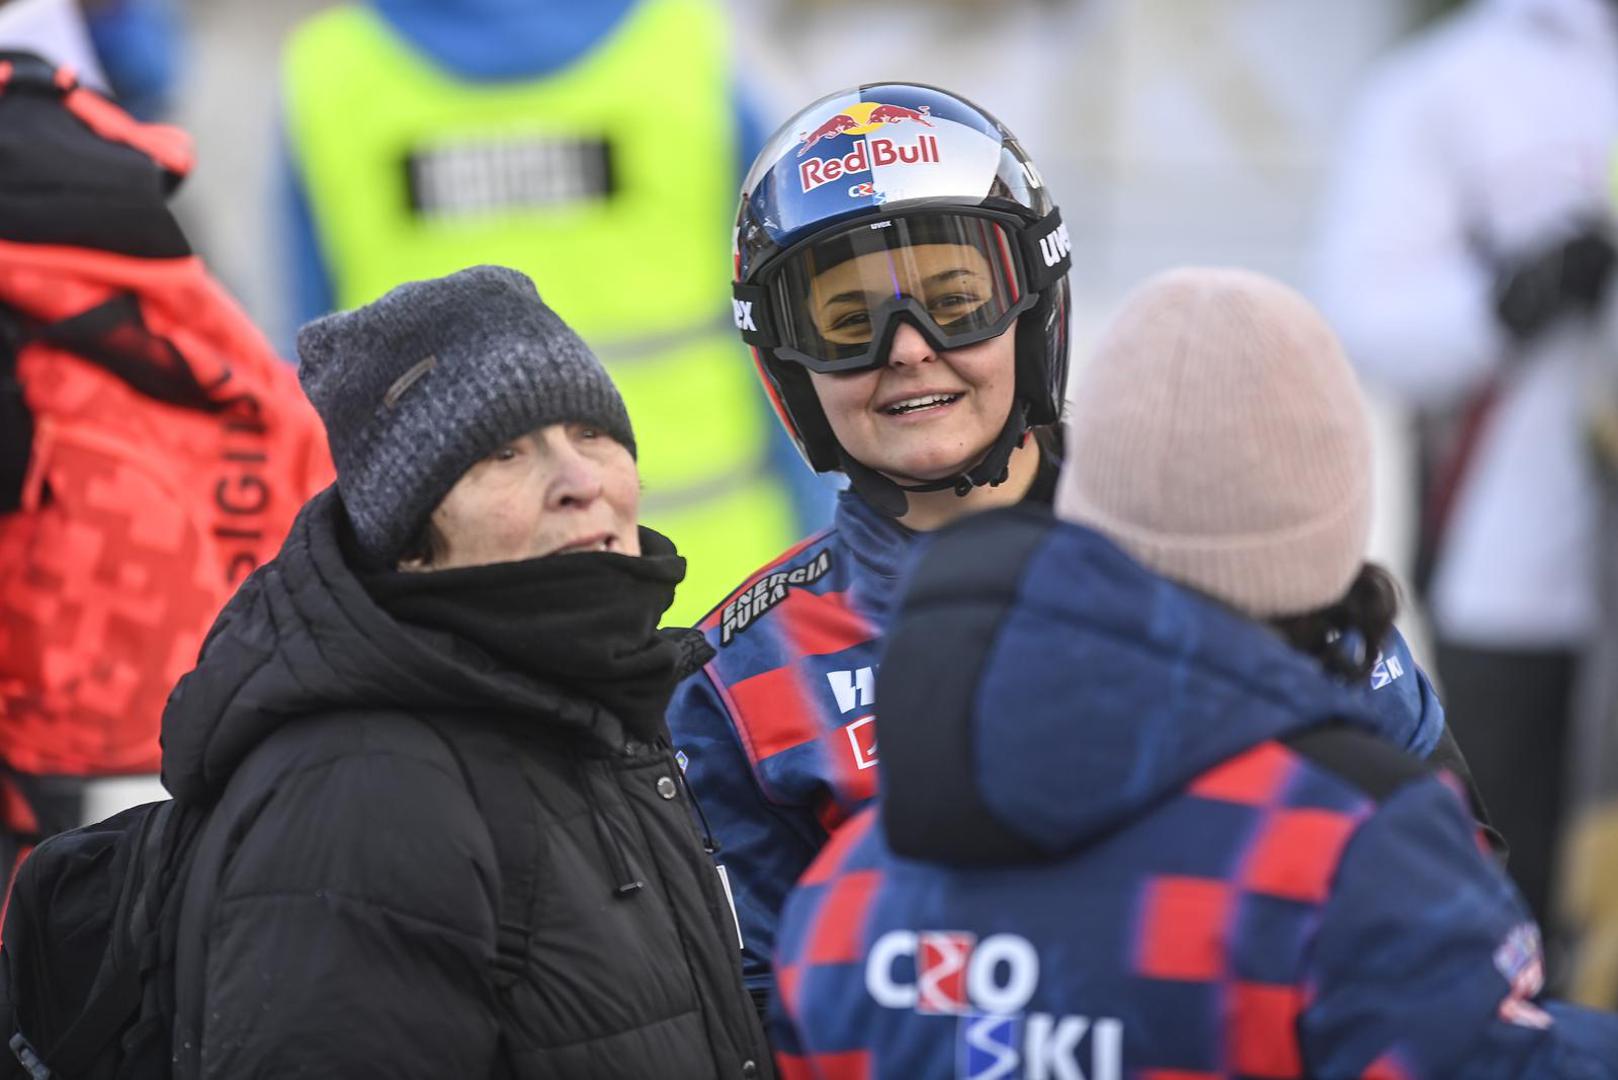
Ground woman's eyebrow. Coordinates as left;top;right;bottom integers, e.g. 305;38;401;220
821;268;982;308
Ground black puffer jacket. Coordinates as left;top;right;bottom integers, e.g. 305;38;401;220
159;489;772;1079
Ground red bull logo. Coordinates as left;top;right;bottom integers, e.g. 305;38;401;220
796;101;940;194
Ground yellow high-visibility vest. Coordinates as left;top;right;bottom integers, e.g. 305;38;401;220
283;0;797;623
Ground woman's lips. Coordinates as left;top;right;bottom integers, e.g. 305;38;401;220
552;532;616;555
876;391;965;421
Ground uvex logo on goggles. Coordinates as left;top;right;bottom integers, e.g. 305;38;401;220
1039;223;1072;268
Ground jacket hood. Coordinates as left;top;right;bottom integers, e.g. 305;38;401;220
161;487;625;803
878;507;1382;864
371;0;636;83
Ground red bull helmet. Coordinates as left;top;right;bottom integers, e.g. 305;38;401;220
732;82;1071;509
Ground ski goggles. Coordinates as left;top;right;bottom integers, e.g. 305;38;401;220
732;207;1072;375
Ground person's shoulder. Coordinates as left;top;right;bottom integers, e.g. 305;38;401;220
218;711;491;864
228;708;465;800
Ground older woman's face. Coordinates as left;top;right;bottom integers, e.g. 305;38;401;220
400;422;640;571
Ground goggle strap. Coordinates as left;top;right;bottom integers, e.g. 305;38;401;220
1020;208;1072;292
731;282;775;347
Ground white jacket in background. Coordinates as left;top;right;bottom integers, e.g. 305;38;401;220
1315;0;1618;649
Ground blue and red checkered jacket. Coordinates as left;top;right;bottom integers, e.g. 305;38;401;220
670;481;1454;1008
772;508;1618;1079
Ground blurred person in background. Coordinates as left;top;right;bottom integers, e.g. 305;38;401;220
0;0;184;121
670;82;1479;1022
1564;164;1618;1007
1314;0;1618;984
278;0;831;626
80;0;182;120
773;268;1618;1078
158;266;770;1078
0;45;330;890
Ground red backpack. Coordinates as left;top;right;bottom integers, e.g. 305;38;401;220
0;52;333;780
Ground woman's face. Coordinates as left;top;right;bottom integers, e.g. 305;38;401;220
804;244;1018;483
400;422;640;572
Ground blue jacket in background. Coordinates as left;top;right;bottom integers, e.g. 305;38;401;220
670;469;1451;1007
773;507;1618;1078
84;0;183;121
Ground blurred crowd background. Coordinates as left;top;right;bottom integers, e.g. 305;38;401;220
170;0;1451;584
12;0;1618;1003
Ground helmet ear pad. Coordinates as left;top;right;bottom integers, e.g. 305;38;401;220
1015;277;1070;428
766;354;844;473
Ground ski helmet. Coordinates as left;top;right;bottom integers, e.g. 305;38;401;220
731;82;1071;510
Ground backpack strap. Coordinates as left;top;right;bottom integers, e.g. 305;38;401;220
0;303;32;515
33;295;229;414
415;719;540;990
21;801;178;1077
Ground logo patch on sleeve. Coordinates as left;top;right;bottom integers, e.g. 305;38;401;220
1494;923;1554;1029
719;550;833;645
1368;650;1406;690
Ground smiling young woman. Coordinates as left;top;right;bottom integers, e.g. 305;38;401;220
666;83;1076;1016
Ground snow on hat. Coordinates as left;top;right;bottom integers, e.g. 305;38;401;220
1056;266;1373;618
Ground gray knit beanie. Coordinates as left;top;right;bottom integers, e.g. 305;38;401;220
296;265;635;567
1056;267;1373;619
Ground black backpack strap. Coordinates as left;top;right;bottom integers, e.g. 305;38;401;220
46;798;207;1079
27;801;173;1076
1280;720;1506;866
35;295;229;414
0;303;32;515
1424;724;1509;863
127;798;207;1068
415;719;540;989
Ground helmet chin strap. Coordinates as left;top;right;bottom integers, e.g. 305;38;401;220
839;400;1030;519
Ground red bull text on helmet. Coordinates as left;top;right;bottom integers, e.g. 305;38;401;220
795;101;941;194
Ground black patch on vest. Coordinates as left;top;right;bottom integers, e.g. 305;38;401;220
718;549;833;646
404;136;614;217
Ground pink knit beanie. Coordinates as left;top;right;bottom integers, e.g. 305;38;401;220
1056;267;1373;619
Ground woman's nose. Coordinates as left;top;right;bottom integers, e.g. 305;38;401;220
886;320;936;368
546;441;605;509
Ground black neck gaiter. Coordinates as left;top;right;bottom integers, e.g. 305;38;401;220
363;527;687;741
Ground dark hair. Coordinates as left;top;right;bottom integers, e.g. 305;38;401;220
396;520;440;569
1269;563;1400;681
